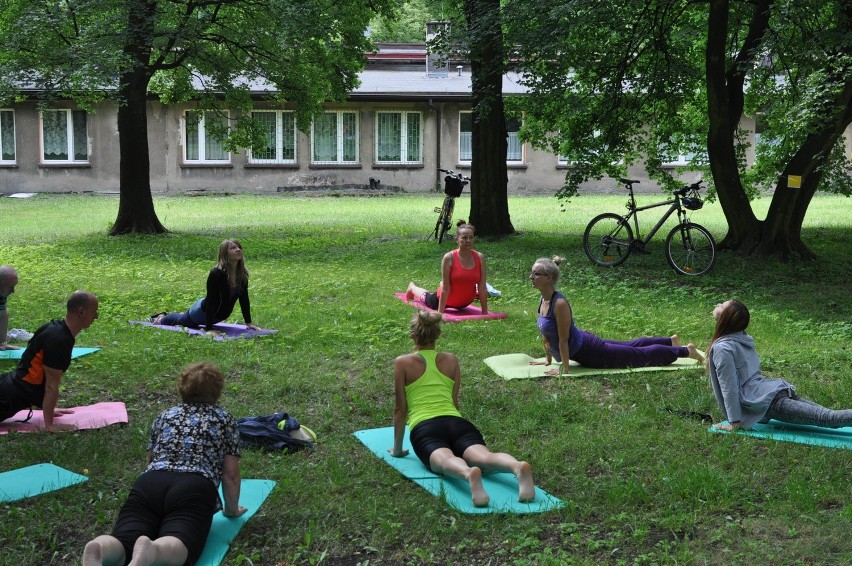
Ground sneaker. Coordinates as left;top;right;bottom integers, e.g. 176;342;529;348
486;282;502;297
7;328;33;341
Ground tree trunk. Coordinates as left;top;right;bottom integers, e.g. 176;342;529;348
110;0;166;235
465;0;514;237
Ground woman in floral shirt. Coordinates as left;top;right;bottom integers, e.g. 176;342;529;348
82;362;245;566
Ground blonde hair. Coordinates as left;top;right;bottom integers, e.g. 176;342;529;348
533;256;564;283
179;362;225;404
217;239;249;287
410;310;443;347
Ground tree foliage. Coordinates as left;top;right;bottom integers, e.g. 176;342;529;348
505;0;851;259
0;0;393;234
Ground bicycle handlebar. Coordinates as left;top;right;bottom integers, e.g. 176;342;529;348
674;179;703;196
439;168;470;181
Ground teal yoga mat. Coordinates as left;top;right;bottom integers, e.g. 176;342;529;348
708;420;852;450
354;427;564;514
0;463;88;502
484;352;703;380
196;479;276;566
0;347;100;361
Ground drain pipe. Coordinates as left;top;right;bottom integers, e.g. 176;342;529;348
427;97;441;192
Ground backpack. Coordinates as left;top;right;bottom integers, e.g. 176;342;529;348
237;411;317;451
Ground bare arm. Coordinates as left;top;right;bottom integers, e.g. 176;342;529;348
437;253;453;313
221;455;247;518
391;358;409;457
549;299;572;375
477;252;488;314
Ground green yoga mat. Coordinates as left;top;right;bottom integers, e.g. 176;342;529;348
354;427;564;514
484;353;703;380
0;347;101;361
708;420;852;450
0;463;88;502
196;479;276;566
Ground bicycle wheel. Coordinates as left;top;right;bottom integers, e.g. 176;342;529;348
583;213;634;267
438;198;455;243
665;222;717;276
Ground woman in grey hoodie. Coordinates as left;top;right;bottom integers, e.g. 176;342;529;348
707;300;852;431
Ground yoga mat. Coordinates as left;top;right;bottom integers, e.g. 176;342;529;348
394;293;506;322
354;427;564;514
484;352;704;380
0;347;100;361
0;402;128;434
196;479;277;566
130;321;277;341
0;463;88;502
709;420;852;450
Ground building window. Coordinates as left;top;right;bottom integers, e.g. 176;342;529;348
41;109;88;163
248;111;296;164
459;111;473;162
506;116;523;163
375;111;422;164
0;110;15;163
311;111;358;164
459;111;523;163
184;110;230;163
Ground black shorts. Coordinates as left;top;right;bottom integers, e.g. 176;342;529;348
423;292;439;310
409;415;486;470
112;470;218;565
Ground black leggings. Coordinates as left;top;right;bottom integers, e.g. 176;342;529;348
112;470;218;565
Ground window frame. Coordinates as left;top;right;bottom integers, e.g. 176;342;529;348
374;110;423;165
39;109;88;164
183;110;231;164
247;110;297;165
0;109;15;164
459;110;524;164
310;110;360;165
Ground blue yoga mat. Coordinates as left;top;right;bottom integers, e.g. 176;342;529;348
0;463;88;502
0;347;100;361
196;479;276;566
354;427;564;514
709;420;852;450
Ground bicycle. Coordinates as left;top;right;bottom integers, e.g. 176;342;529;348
430;168;469;243
582;178;717;276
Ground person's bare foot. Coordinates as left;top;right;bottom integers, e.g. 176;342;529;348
687;343;704;363
405;282;416;301
671;334;681;347
82;541;103;566
128;536;156;566
516;461;535;502
467;467;490;507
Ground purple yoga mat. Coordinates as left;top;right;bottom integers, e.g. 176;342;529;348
130;321;277;341
394;293;506;322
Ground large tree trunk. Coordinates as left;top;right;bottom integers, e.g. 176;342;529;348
110;0;166;235
465;0;514;237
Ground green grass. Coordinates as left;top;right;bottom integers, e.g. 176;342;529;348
1;193;850;565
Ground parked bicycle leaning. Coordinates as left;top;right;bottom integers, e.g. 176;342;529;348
582;179;716;276
430;169;469;243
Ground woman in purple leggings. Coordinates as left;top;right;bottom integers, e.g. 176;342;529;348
707;299;852;431
530;257;703;376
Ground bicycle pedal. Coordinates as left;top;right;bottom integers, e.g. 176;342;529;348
434;207;442;213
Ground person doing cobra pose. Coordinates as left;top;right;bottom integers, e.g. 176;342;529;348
406;221;488;314
530;257;703;375
390;310;534;507
707;300;852;431
152;239;260;332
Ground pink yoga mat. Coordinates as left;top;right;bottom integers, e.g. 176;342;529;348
130;321;277;341
0;402;128;434
394;293;506;322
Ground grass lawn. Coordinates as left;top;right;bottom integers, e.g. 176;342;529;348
1;192;850;565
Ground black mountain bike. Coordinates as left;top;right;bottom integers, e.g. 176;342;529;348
430;168;469;243
582;178;717;276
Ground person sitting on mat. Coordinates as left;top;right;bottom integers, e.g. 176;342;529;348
389;310;534;507
82;362;246;566
530;257;703;376
707;299;852;431
0;290;99;430
151;239;260;333
0;265;20;350
406;220;488;314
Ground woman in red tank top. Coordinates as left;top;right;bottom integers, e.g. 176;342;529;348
406;221;488;313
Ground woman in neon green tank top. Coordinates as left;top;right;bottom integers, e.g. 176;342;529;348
390;310;534;507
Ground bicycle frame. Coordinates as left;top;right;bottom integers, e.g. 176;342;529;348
624;194;685;245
